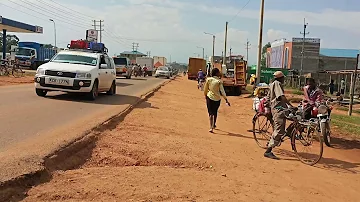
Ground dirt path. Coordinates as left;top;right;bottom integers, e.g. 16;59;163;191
24;77;360;202
0;76;33;86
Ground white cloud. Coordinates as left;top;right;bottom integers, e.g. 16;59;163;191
266;29;289;43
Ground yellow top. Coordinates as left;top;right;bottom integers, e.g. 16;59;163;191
204;76;227;101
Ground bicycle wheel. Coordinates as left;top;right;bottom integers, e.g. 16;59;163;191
0;66;9;76
291;123;323;166
12;67;24;78
253;113;273;149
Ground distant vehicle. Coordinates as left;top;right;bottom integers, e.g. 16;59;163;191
113;56;132;79
34;40;116;100
188;57;206;80
15;42;57;70
136;57;154;76
155;66;171;79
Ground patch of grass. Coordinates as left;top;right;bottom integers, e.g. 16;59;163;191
332;120;360;135
292;90;304;95
337;106;360;114
332;114;360;126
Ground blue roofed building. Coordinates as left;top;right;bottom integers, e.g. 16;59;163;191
319;48;358;71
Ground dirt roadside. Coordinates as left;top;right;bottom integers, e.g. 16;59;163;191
23;77;360;202
0;76;34;86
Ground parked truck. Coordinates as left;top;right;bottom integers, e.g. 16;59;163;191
136;57;154;76
15;42;57;70
207;58;247;96
188;57;206;80
153;56;167;68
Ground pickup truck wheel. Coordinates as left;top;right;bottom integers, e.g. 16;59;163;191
36;88;47;97
87;81;99;100
107;81;116;95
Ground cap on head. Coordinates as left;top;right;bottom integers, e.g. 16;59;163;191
251;74;255;77
273;71;285;78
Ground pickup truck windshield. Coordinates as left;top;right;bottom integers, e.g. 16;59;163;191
16;48;33;56
52;54;97;66
113;58;127;65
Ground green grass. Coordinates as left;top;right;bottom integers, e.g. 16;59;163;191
332;114;360;135
337;106;360;114
292;90;304;95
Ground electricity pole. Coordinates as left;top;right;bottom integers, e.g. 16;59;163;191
230;47;232;58
256;0;265;84
299;18;309;87
132;42;139;63
223;21;228;65
204;32;215;64
197;46;205;59
92;20;104;42
245;39;251;63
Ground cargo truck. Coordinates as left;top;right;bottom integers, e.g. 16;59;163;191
136;57;154;76
153;56;167;67
206;58;247;96
188;57;206;80
15;42;57;70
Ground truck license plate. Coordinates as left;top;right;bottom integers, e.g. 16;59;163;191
48;78;69;85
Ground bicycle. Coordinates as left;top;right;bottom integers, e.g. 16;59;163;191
252;107;323;166
0;59;24;77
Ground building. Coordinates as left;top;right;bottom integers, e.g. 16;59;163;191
118;51;147;64
266;38;359;74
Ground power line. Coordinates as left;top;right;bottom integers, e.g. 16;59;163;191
0;2;85;34
6;0;90;30
228;0;252;22
35;0;93;22
48;0;94;20
15;0;92;28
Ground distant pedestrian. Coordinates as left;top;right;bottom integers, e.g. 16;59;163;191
329;80;335;95
204;68;230;133
340;78;345;95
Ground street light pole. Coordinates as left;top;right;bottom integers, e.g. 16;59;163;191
197;46;205;59
255;0;265;84
49;19;57;48
204;32;216;64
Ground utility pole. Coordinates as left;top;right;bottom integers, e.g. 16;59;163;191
132;42;139;63
349;54;359;116
255;0;265;84
245;39;251;63
223;21;228;65
92;20;104;42
299;18;309;87
230;47;232;58
197;46;205;59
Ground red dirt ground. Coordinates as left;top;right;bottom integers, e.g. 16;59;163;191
24;77;360;202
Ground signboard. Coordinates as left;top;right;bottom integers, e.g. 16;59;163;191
35;26;43;33
86;29;98;42
270;44;284;68
292;37;320;43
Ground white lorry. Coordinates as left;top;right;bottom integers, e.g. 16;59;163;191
136;57;154;76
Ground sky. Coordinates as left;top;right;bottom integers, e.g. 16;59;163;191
1;0;360;64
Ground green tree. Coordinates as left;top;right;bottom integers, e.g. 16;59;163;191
260;42;271;68
0;34;19;52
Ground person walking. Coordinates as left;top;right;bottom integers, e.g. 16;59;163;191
264;71;294;159
329;80;335;95
340;78;345;95
203;68;230;133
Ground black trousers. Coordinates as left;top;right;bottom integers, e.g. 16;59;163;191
206;96;221;124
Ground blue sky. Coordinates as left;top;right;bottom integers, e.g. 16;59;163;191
1;0;360;64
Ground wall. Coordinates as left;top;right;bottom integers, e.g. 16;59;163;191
290;40;320;73
284;42;292;69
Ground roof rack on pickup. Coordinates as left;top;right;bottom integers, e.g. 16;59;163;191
66;40;108;54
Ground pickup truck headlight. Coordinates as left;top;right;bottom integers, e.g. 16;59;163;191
36;68;45;76
76;73;92;79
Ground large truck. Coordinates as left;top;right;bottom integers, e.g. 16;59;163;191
188;57;206;80
153;56;167;68
207;58;247;96
15;42;57;70
136;57;154;76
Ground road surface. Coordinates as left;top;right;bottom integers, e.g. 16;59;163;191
0;76;167;182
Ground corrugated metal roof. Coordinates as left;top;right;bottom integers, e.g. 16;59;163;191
319;48;359;58
120;51;146;56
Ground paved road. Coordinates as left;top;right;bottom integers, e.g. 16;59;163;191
0;77;166;152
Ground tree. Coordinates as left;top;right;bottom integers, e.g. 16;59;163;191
0;33;19;52
260;42;271;68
